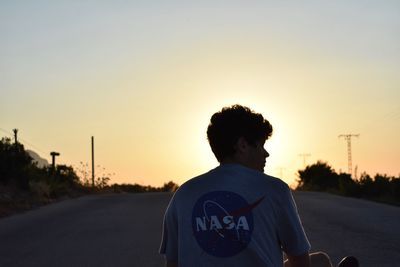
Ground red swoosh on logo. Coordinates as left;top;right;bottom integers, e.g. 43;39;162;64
230;195;265;216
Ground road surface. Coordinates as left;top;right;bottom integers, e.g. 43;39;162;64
0;191;399;266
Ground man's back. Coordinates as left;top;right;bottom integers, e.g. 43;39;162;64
160;164;310;267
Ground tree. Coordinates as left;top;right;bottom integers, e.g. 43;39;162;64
0;137;32;189
161;181;179;192
338;172;359;196
296;161;339;191
296;162;400;205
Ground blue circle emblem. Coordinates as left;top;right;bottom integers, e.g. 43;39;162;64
191;191;255;257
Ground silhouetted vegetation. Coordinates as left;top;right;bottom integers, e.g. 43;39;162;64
0;137;84;194
108;181;179;193
296;160;400;205
0;137;89;216
0;136;178;217
0;138;32;189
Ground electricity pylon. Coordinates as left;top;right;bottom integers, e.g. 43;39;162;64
338;134;359;177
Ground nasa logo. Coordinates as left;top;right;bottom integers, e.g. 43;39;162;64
191;191;264;257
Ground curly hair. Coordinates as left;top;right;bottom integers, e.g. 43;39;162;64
207;105;273;162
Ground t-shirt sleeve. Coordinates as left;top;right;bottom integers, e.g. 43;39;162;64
159;197;179;261
277;186;311;256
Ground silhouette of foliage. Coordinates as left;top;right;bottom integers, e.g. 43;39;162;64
0;134;179;217
108;180;179;193
297;161;339;191
0;137;84;197
161;181;179;192
0;136;90;217
296;161;400;205
0;137;33;189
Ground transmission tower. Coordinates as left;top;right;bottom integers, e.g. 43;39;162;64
338;134;359;177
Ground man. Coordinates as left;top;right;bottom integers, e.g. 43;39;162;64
160;105;358;267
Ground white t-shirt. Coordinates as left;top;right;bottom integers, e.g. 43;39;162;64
160;164;311;267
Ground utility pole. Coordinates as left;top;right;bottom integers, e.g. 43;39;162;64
13;129;18;144
276;167;286;179
91;136;95;187
298;153;311;168
354;165;358;180
50;151;60;171
338;134;359;177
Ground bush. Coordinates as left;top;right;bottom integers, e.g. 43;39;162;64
296;161;400;205
297;161;339;191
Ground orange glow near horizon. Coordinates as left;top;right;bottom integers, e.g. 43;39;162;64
1;2;399;187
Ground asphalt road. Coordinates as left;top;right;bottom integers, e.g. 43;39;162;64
294;191;400;267
0;191;399;267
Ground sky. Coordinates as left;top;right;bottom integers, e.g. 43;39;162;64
1;1;399;187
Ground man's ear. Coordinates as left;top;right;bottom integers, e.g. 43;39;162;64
235;137;249;155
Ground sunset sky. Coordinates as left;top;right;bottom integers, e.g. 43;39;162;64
1;1;399;187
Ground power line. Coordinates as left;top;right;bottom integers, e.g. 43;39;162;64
275;167;286;179
356;107;400;136
20;137;48;156
298;153;311;168
0;127;48;155
0;127;13;137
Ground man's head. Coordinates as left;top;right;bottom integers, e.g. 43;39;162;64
207;105;273;171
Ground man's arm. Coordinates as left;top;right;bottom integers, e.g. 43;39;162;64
166;260;178;267
278;186;311;266
160;196;179;266
284;252;310;267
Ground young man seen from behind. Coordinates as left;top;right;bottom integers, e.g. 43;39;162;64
160;105;358;267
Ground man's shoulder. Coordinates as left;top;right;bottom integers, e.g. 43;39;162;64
174;170;213;195
175;165;289;196
165;170;215;211
231;164;289;190
262;173;290;190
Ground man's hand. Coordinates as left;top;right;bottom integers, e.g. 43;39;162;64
166;260;178;267
284;252;310;267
